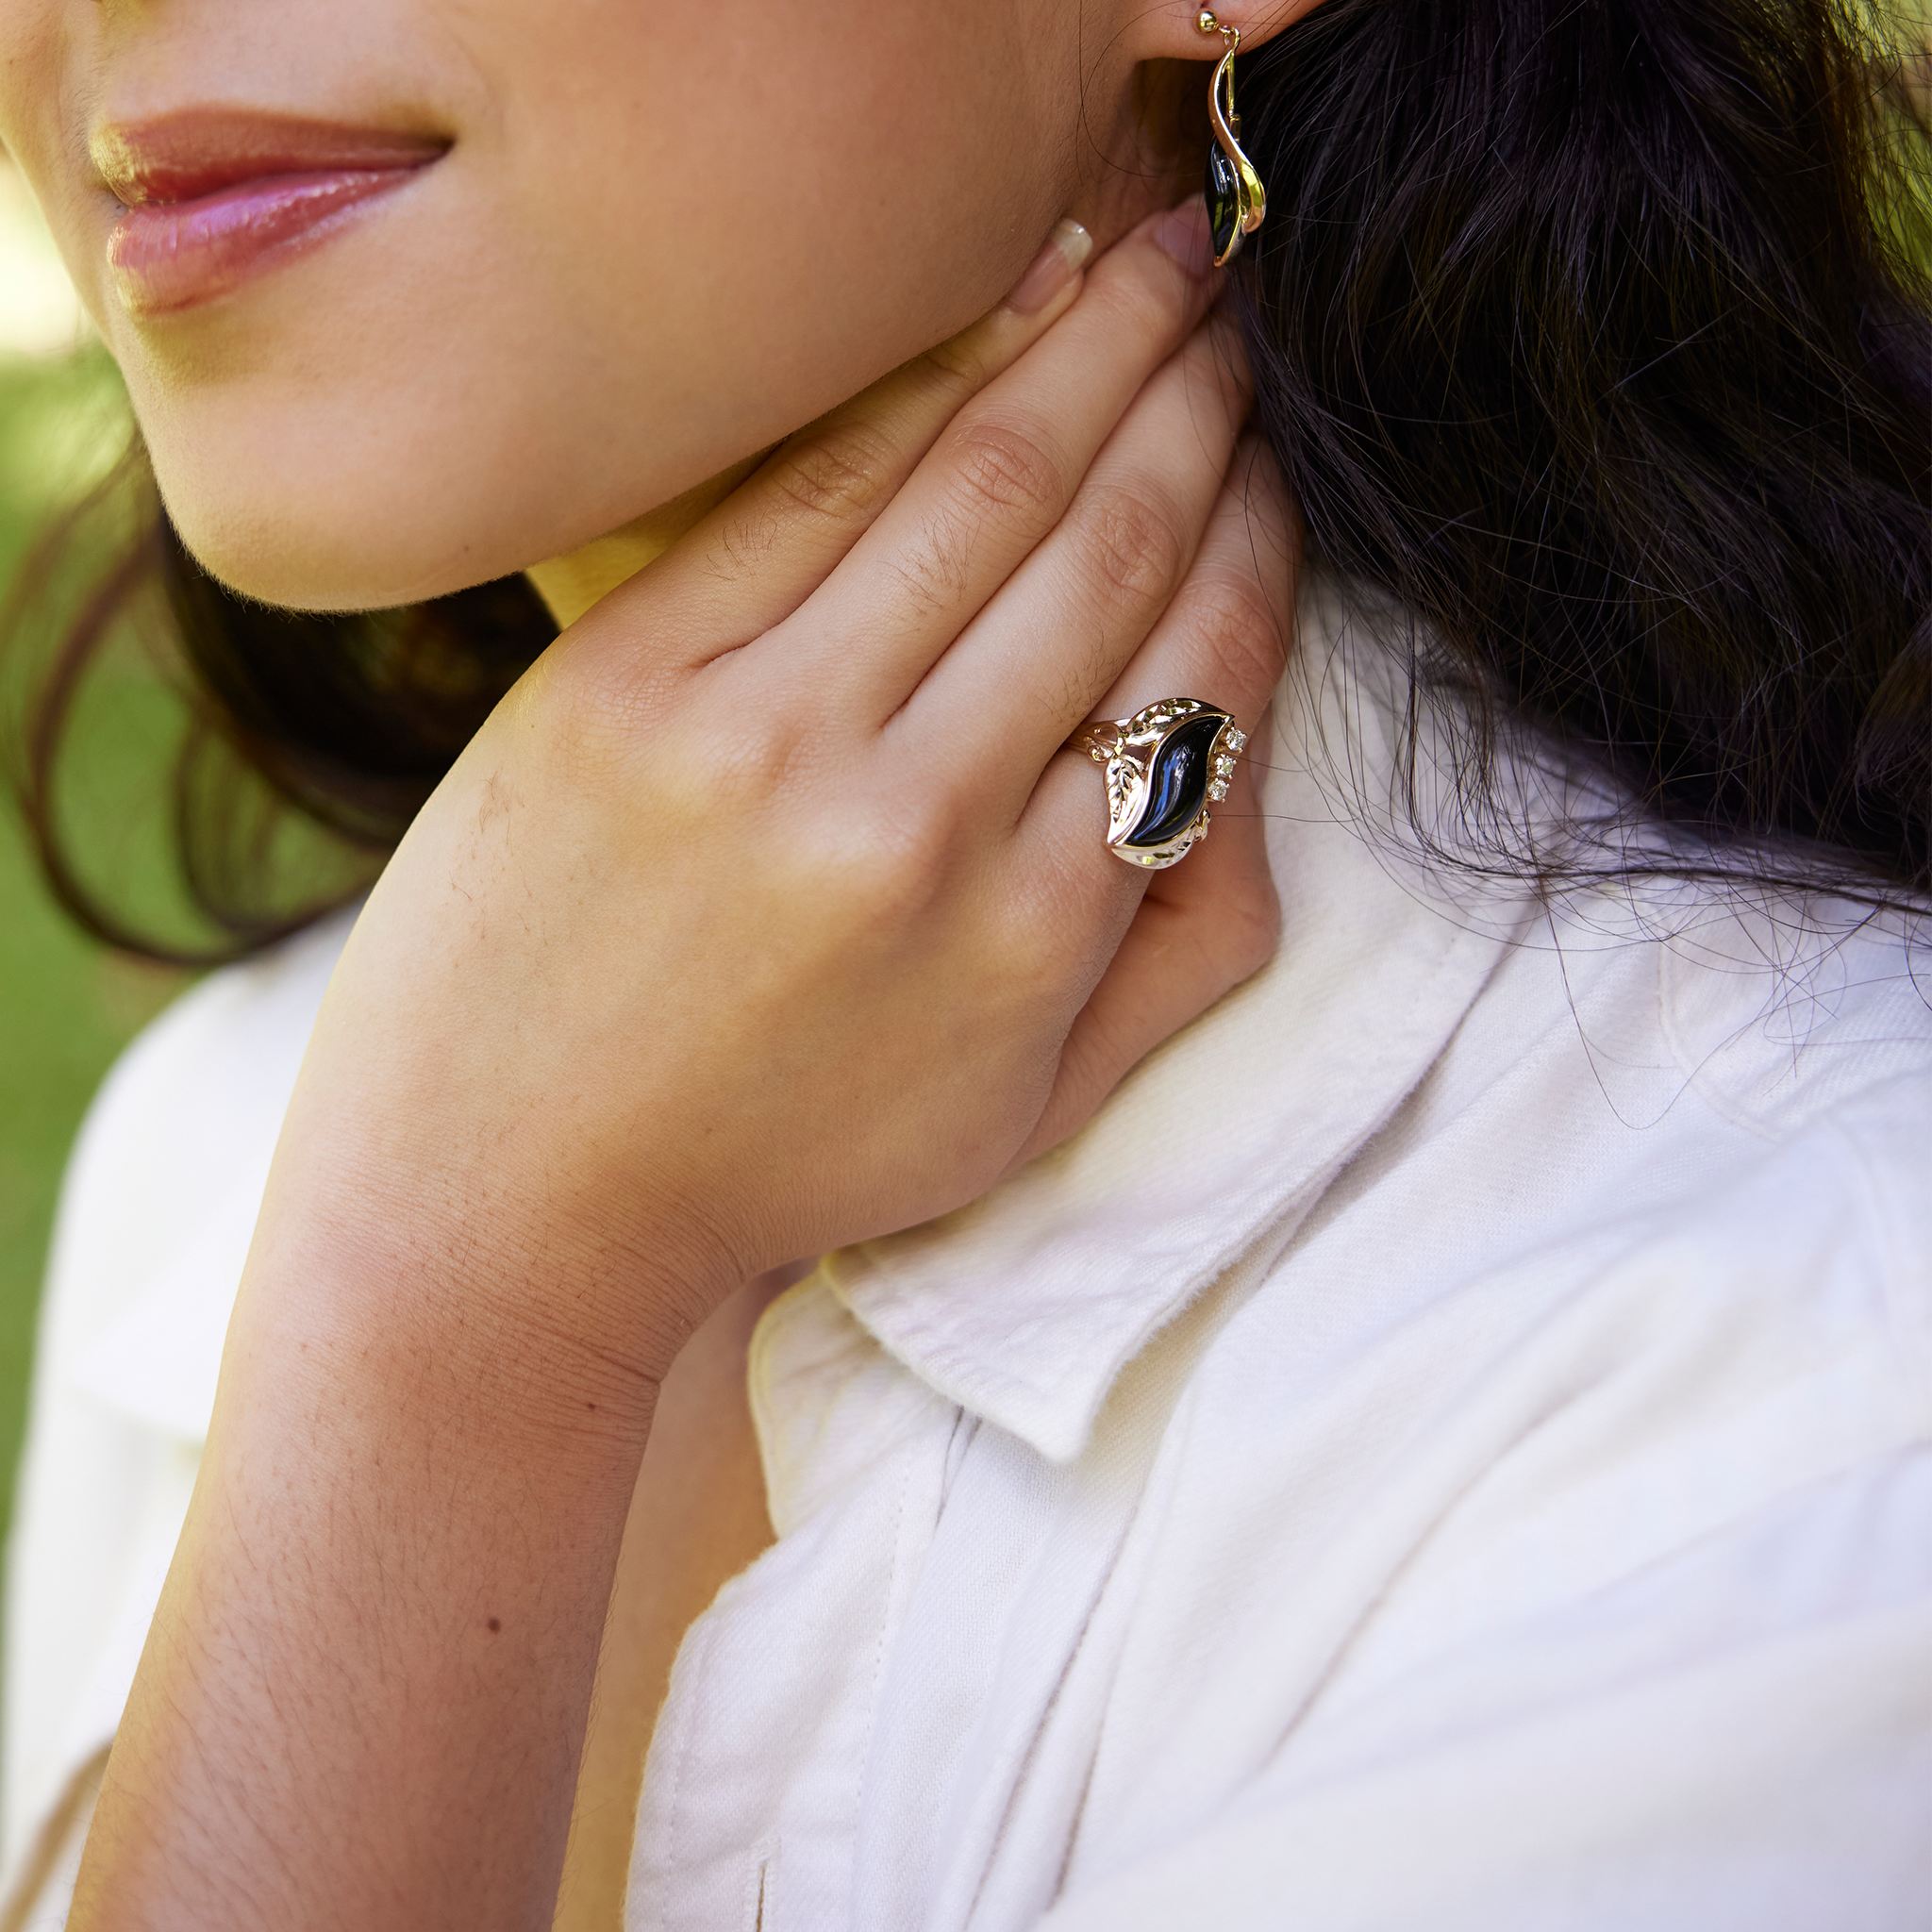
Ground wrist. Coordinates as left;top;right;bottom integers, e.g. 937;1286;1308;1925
255;1089;745;1438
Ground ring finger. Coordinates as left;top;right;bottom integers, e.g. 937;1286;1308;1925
772;201;1225;710
905;309;1251;798
1019;436;1294;891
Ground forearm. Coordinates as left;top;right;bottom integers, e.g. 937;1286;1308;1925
68;1141;708;1932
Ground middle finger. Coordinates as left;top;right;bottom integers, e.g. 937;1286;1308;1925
776;200;1224;714
905;308;1251;797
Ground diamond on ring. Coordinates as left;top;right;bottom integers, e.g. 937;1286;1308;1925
1071;697;1245;870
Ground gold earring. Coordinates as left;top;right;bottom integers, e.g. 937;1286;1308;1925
1196;9;1268;266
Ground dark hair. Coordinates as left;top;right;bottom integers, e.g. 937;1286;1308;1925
1232;0;1930;897
4;451;555;963
6;0;1929;960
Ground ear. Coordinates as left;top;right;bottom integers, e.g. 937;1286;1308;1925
1118;0;1320;65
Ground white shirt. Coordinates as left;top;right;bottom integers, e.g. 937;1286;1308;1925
6;580;1930;1928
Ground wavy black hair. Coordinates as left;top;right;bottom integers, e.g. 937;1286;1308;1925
1233;0;1930;898
6;0;1929;961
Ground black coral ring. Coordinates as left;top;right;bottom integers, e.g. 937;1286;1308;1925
1071;699;1246;870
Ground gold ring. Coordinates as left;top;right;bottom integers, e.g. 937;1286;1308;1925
1071;698;1246;870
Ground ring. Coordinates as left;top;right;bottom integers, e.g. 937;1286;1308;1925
1071;698;1247;870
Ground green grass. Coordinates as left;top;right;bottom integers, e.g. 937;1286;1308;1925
0;349;191;1548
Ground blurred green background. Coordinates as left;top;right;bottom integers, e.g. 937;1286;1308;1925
0;158;190;1550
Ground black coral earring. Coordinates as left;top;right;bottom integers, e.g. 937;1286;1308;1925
1197;10;1268;267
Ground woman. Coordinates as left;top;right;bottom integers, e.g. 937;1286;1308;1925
0;0;1927;1924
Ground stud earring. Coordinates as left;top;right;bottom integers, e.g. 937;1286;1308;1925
1196;9;1268;267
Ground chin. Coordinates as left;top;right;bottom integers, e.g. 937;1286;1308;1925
136;363;749;614
148;427;601;613
160;492;477;612
144;412;508;612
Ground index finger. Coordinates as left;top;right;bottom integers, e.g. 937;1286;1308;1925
625;220;1096;647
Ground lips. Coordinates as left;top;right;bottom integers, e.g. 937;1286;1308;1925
94;111;447;314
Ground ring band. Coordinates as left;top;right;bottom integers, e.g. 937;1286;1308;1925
1072;698;1247;870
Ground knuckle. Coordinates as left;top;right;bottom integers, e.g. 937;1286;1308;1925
1227;916;1280;985
944;416;1067;526
1184;571;1290;695
889;504;975;616
539;643;662;764
1074;482;1190;607
662;700;810;821
766;421;899;529
1224;874;1284;972
805;799;953;919
1089;264;1184;354
909;336;991;404
1204;844;1284;978
1179;876;1280;997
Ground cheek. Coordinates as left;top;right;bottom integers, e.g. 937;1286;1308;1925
458;0;1074;481
91;0;1074;610
0;4;100;321
0;1;59;159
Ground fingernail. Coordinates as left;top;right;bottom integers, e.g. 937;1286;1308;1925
1153;197;1217;278
1005;218;1094;315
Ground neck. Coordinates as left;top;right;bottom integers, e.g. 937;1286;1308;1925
525;453;764;627
525;95;1198;635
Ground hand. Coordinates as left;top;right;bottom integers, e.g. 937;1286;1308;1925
304;198;1292;1356
72;201;1295;1932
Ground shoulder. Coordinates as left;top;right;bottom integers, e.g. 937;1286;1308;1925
29;908;357;1424
1652;894;1932;1355
1453;877;1932;1425
1656;889;1931;1133
54;908;358;1311
1054;898;1932;1931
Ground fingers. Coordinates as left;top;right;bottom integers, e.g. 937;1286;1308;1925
1024;436;1292;874
776;200;1225;710
631;221;1098;656
906;307;1250;789
1010;739;1284;1164
1077;436;1293;741
1007;440;1297;1157
1005;434;1291;887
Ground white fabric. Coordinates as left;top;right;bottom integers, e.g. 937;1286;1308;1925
5;583;1929;1929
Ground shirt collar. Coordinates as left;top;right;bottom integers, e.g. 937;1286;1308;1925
822;579;1536;1463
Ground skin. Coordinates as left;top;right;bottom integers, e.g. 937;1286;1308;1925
0;1;1309;1925
7;0;1238;608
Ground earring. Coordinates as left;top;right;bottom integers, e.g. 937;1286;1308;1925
1196;10;1268;267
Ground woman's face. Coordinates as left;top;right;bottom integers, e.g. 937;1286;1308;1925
0;0;1200;609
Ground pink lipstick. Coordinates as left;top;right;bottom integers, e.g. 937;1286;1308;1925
93;112;447;314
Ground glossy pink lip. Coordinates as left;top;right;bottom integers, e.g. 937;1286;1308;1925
93;112;447;314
